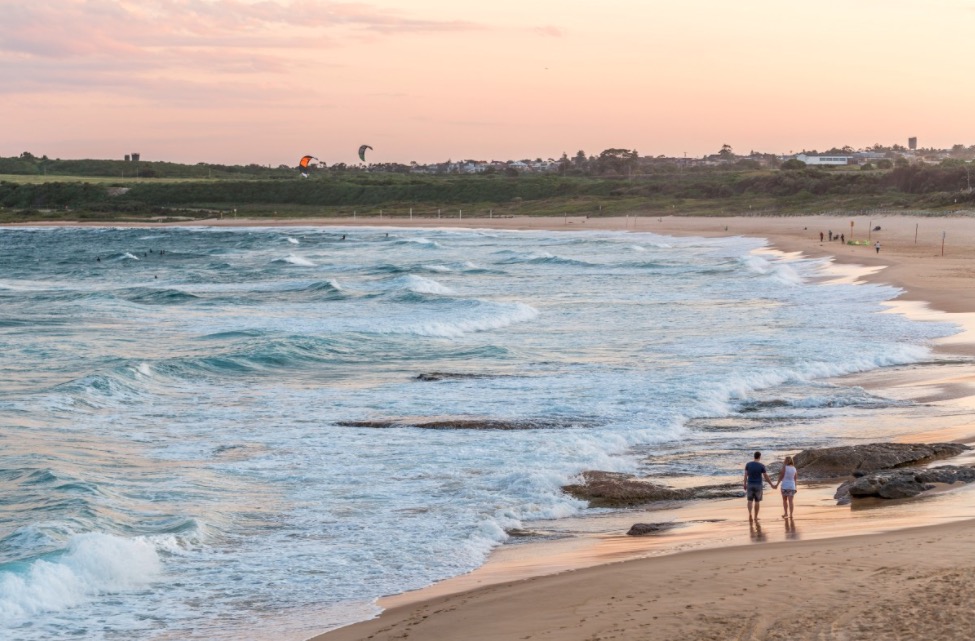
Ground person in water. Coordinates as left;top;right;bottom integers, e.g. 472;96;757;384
777;455;799;519
743;451;776;522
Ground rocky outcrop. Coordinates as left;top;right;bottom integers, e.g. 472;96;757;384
793;442;969;479
339;417;580;430
834;465;975;503
627;522;680;536
415;372;500;382
562;471;742;508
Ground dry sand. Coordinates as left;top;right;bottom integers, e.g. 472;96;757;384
10;214;975;640
303;214;975;641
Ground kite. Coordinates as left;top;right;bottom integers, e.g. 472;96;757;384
358;145;373;162
298;154;319;177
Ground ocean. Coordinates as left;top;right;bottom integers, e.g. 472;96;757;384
0;226;958;640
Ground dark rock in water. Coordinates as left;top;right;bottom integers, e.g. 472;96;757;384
835;465;975;502
793;442;969;479
338;417;582;430
415;372;499;382
834;481;854;505
562;471;743;507
627;522;680;536
847;472;932;499
917;466;975;484
562;472;689;506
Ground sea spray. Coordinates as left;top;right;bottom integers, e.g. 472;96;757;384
0;226;960;641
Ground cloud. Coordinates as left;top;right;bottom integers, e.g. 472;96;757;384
0;0;485;101
533;25;564;38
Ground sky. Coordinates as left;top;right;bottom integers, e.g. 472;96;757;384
2;0;974;165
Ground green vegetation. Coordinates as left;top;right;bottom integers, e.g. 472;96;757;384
1;155;973;224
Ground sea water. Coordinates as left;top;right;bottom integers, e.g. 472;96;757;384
0;227;957;640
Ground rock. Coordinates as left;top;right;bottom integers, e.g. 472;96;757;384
338;417;582;430
627;522;680;536
562;472;742;507
562;472;690;507
793;442;969;479
836;465;975;502
834;481;854;505
916;466;975;485
415;372;498;382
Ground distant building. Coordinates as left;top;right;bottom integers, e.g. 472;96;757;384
794;154;852;166
124;154;130;162
132;153;141;162
853;151;886;164
908;137;917;150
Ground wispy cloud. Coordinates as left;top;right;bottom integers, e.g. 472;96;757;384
0;0;485;100
532;25;564;38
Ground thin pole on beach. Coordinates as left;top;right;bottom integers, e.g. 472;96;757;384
410;207;413;221
942;231;946;256
459;209;462;220
869;221;872;241
915;224;918;244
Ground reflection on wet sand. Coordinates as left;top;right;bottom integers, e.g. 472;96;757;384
784;517;800;540
749;520;767;543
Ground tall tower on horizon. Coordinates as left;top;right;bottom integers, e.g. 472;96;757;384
908;137;917;150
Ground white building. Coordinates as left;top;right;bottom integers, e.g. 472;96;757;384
795;154;853;166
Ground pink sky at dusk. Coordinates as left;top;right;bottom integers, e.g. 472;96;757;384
2;0;973;165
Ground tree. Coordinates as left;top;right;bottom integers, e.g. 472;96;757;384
781;159;807;170
595;148;638;175
718;144;735;160
876;159;893;170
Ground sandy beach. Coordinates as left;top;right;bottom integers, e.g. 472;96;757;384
296;214;975;641
8;214;975;640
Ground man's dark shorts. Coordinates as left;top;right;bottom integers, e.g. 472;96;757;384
746;484;763;502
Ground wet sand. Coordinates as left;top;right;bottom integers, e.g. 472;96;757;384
10;214;975;640
304;214;975;641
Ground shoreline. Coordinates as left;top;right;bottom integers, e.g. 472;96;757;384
7;215;975;639
306;215;975;640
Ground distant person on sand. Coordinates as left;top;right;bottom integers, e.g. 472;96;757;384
820;231;824;242
744;451;776;522
828;230;833;241
840;233;845;243
777;455;798;519
875;241;881;254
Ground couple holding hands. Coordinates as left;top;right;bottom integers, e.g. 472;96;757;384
744;451;798;521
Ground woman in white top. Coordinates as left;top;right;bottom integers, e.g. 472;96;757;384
777;455;798;519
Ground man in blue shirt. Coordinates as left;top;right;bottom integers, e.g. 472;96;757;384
743;451;776;522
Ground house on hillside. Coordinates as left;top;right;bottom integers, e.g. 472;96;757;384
794;154;853;166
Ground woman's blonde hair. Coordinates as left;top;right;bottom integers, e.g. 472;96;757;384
784;455;794;467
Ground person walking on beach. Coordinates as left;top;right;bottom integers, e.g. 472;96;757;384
875;241;881;254
820;231;824;242
777;455;799;519
744;451;775;522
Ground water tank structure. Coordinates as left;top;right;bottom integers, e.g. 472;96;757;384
908;137;917;150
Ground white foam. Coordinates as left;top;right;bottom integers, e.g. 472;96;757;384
122;252;140;261
281;254;316;267
403;275;453;295
0;533;162;624
286;237;300;245
740;254;803;285
403;302;538;337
